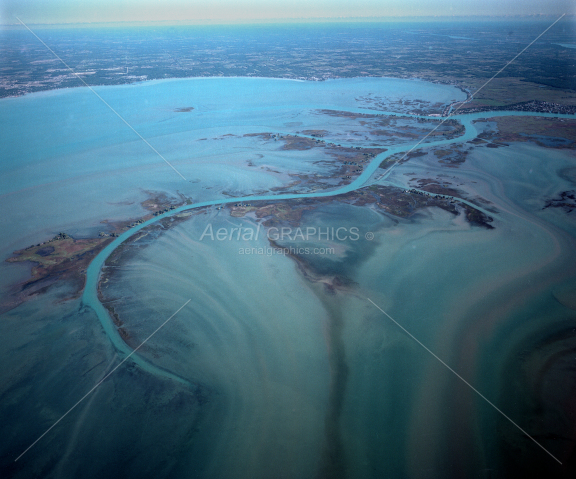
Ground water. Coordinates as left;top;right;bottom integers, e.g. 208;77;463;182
99;213;331;478
2;76;576;477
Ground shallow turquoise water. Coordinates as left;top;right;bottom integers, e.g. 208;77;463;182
0;76;464;293
2;77;576;478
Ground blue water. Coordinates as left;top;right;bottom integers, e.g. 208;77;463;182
3;76;576;478
0;76;465;296
76;88;575;385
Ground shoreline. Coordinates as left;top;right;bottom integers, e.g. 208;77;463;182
0;74;451;101
2;191;191;314
5;74;576;119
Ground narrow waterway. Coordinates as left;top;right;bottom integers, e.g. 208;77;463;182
81;107;576;385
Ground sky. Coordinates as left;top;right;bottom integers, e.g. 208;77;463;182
1;0;574;25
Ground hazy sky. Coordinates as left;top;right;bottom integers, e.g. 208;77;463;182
1;0;574;25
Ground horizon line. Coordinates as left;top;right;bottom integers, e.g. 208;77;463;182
1;13;573;28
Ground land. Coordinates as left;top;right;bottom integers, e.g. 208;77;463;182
13;141;493;320
443;77;576;112
317;110;466;143
97;181;494;326
3;233;112;313
379;148;429;169
226;183;493;230
474;115;576;148
445;99;576;117
245;132;385;189
267;238;356;294
2;19;574;315
243;116;464;194
543;190;576;213
2;22;575;113
433;145;469;166
8;97;572;314
2;192;192;314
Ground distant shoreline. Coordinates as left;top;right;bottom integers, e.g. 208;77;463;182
4;74;575;119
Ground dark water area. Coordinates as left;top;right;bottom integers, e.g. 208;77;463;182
317;298;348;479
488;298;576;478
0;283;220;479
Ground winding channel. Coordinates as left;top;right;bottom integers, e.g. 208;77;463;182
80;108;576;385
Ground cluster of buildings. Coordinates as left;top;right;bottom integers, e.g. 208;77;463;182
444;100;576;117
30;232;72;247
405;188;454;202
152;205;176;216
